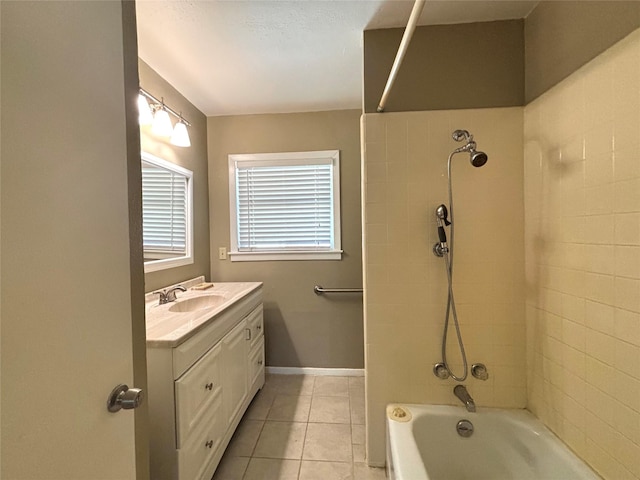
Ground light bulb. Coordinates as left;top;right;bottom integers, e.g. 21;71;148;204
137;94;153;125
170;120;191;147
151;108;173;137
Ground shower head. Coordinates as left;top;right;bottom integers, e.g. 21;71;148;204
451;129;488;167
470;150;488;167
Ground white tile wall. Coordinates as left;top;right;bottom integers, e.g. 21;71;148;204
525;28;640;480
362;107;525;465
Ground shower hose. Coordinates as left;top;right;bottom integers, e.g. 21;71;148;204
441;153;469;382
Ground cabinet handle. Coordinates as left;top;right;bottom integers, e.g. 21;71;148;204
205;440;213;449
205;382;213;391
245;328;251;340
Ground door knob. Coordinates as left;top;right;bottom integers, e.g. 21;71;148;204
107;384;144;413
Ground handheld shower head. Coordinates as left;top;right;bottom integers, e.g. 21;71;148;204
435;204;451;226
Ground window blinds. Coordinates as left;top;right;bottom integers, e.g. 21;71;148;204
235;163;334;251
142;161;187;254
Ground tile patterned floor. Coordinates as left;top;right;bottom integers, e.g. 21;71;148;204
212;374;386;480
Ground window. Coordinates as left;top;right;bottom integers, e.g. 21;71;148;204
141;152;193;273
228;150;342;261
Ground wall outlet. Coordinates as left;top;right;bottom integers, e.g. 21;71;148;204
218;247;227;260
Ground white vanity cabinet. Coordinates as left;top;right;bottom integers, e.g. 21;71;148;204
146;283;264;480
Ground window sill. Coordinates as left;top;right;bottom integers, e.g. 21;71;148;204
229;250;343;262
144;255;193;273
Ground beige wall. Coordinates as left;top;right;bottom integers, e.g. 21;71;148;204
524;28;640;479
525;1;640;103
139;60;210;293
363;20;524;113
364;3;640;113
362;107;525;465
208;110;363;368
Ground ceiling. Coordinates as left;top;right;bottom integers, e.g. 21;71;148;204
136;0;538;117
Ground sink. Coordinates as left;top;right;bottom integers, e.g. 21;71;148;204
168;294;227;313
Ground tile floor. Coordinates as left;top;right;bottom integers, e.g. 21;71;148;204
212;374;386;480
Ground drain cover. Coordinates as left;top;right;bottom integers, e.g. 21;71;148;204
456;419;474;437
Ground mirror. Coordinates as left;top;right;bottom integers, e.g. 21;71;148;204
141;152;193;273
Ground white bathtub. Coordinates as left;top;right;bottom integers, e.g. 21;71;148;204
386;404;599;480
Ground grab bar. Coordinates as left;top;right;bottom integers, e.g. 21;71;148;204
314;285;363;295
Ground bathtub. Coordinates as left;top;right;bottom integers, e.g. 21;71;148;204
386;404;599;480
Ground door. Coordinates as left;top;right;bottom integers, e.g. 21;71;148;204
1;2;147;479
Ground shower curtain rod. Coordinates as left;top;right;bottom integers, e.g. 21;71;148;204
376;0;426;113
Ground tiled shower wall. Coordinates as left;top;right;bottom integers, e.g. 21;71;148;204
362;108;525;465
524;30;640;479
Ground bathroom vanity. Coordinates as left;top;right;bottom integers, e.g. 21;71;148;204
145;278;264;480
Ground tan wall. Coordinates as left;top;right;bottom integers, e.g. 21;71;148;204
363;20;524;113
525;1;640;103
208;110;364;368
139;60;210;293
362;107;525;465
524;28;640;479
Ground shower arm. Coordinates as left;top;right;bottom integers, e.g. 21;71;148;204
376;0;426;113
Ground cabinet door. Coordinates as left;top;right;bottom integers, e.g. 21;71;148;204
175;342;222;447
221;320;249;426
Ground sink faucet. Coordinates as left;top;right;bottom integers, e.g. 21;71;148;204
153;285;187;305
454;385;476;412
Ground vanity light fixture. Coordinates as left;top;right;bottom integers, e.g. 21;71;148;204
170;117;191;147
138;88;192;147
151;103;173;137
137;94;153;125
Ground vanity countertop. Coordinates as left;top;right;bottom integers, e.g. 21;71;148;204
145;280;263;347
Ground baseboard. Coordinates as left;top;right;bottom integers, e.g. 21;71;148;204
266;366;364;377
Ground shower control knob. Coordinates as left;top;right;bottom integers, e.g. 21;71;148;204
471;363;489;381
433;363;450;380
107;384;144;412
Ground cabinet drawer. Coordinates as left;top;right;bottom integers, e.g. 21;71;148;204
177;394;223;480
175;342;222;447
248;337;265;391
246;304;263;348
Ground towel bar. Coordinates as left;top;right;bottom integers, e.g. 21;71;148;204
314;285;363;295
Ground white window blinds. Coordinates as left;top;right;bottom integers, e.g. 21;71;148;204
229;150;342;261
142;160;188;254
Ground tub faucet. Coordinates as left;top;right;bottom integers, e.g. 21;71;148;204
454;385;476;412
153;285;187;305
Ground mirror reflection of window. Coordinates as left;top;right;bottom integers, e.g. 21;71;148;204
141;152;193;273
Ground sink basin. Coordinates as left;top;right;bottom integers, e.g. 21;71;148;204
168;294;227;313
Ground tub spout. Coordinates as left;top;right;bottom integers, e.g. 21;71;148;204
454;385;476;412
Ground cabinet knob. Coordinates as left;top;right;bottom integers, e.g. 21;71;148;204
258;359;263;365
257;325;262;330
205;440;213;449
205;382;214;391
